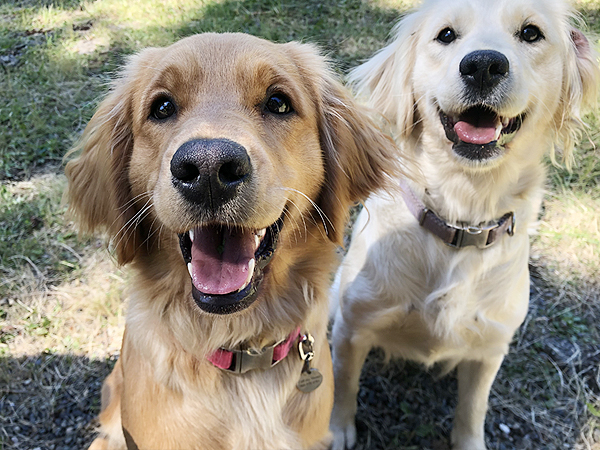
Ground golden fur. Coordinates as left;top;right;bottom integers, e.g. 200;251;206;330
65;33;397;450
328;1;599;449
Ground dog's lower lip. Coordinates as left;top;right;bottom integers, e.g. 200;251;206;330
178;218;283;315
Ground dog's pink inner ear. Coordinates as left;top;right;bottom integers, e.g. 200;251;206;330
571;28;590;57
189;227;257;295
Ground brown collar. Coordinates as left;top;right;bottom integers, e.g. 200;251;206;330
399;179;515;249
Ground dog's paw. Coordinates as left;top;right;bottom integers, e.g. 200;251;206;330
330;422;357;450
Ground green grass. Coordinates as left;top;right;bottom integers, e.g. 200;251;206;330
0;0;406;180
0;174;85;299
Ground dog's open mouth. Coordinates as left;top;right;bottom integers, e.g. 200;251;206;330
440;105;524;161
178;218;283;315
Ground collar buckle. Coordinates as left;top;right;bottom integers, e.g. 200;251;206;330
450;223;493;249
207;327;302;374
232;345;278;374
449;211;515;249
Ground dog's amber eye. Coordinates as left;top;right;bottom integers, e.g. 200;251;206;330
520;25;542;43
265;94;292;115
151;97;177;120
436;27;457;44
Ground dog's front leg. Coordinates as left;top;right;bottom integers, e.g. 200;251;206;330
329;312;373;450
451;356;503;450
89;357;127;450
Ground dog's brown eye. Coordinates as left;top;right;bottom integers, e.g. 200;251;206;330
520;25;543;43
437;27;457;44
265;94;292;115
151;97;177;120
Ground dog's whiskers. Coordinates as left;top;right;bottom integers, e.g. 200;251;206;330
113;198;154;252
279;187;334;237
109;191;152;235
281;207;303;245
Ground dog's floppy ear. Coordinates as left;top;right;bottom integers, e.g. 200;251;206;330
553;26;600;169
283;42;399;245
65;48;161;265
316;73;399;245
348;11;421;141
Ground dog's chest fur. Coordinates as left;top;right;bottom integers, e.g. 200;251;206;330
341;193;532;367
118;269;334;450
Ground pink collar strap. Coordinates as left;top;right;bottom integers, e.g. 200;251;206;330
207;327;302;374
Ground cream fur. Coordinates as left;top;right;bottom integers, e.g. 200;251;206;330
329;1;599;449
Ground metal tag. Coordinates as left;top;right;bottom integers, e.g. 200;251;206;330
296;367;323;393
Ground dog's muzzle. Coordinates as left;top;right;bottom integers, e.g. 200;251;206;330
438;50;525;162
171;138;283;315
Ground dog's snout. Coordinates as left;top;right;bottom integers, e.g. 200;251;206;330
171;138;252;208
459;50;509;93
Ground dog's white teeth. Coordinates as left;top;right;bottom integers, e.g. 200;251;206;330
248;258;255;279
237;258;255;292
189;229;194;242
254;228;267;250
501;117;510;128
494;124;503;141
187;262;193;278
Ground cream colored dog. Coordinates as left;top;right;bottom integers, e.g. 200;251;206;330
329;0;599;449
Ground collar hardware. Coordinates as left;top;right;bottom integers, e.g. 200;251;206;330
207;327;301;374
400;179;515;249
232;345;278;374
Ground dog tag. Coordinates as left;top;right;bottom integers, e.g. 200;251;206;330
297;367;323;393
296;333;322;393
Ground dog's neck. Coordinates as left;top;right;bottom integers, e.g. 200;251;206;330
126;242;333;362
405;138;547;227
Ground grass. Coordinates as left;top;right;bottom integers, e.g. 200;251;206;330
0;0;406;179
0;0;599;448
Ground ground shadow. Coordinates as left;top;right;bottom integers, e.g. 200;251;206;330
0;353;116;449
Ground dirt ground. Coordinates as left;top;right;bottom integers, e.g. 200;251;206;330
1;263;598;450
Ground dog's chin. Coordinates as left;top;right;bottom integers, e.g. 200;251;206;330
178;217;283;315
439;105;525;165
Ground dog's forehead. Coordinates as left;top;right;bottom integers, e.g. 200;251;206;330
148;34;303;88
418;0;571;39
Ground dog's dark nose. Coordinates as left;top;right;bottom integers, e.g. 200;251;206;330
459;50;509;93
171;138;252;208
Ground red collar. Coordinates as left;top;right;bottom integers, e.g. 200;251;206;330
207;327;301;374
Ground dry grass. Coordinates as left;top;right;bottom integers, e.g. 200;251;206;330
1;173;124;359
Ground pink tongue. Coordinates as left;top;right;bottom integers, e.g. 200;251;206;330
454;121;497;145
190;226;256;295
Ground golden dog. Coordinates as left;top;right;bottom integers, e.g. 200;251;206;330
329;0;599;449
65;33;397;450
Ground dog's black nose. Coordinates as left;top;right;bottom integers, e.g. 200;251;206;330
459;50;509;93
171;138;252;209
